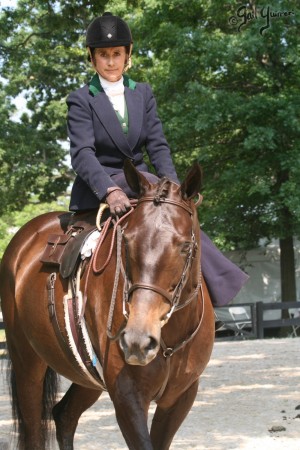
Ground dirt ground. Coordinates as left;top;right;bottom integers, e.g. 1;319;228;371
0;337;299;450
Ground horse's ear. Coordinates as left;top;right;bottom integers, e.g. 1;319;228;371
124;159;151;197
180;162;203;200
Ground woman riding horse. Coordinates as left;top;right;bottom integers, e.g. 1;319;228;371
67;12;248;309
1;161;216;449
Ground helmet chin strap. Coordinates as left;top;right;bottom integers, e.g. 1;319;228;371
124;43;133;72
87;47;95;69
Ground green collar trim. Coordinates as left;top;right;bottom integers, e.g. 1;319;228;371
89;74;102;96
88;73;136;96
123;74;136;90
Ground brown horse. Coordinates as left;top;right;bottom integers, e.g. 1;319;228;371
0;161;214;450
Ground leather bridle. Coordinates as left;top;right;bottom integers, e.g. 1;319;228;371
122;196;203;327
120;195;205;402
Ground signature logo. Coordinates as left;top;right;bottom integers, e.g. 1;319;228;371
229;5;295;35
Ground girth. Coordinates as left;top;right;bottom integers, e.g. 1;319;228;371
46;270;106;390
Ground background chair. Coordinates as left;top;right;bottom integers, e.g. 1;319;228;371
288;308;300;338
228;306;252;337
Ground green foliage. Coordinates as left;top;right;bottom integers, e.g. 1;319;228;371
0;196;69;258
0;0;299;253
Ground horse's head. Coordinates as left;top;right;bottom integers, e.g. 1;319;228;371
119;160;202;366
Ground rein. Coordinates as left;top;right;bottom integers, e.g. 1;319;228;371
85;205;136;339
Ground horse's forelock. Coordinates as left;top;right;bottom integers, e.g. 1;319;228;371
154;177;171;204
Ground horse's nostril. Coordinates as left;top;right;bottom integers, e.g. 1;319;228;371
119;332;127;351
145;336;158;352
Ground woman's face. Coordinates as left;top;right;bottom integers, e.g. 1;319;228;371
92;46;128;82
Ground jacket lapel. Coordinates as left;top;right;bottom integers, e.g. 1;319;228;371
88;74;143;158
90;93;134;159
125;87;143;151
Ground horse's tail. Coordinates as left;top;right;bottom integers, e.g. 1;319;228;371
8;358;59;449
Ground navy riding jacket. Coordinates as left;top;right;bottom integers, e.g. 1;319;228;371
67;74;179;211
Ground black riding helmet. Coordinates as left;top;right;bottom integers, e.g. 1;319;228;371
86;12;133;48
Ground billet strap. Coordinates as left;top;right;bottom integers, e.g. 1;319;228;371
63;291;106;390
47;273;80;362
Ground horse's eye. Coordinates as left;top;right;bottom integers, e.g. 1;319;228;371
180;242;192;255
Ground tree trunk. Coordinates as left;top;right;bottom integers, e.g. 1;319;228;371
279;236;297;335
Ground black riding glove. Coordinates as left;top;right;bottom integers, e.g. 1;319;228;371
106;187;131;218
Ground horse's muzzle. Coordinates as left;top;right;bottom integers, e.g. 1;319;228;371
119;330;160;366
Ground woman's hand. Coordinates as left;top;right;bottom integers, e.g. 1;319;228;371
106;187;131;218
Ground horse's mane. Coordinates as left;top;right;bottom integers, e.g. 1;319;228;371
154;177;171;204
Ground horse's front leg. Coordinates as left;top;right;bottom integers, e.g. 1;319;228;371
112;373;153;450
52;383;102;450
150;380;199;450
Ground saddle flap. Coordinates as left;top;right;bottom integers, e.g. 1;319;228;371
60;228;97;279
40;233;75;265
47;234;73;246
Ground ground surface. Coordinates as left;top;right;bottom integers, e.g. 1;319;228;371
1;337;299;449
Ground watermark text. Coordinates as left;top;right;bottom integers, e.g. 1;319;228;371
229;5;295;35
